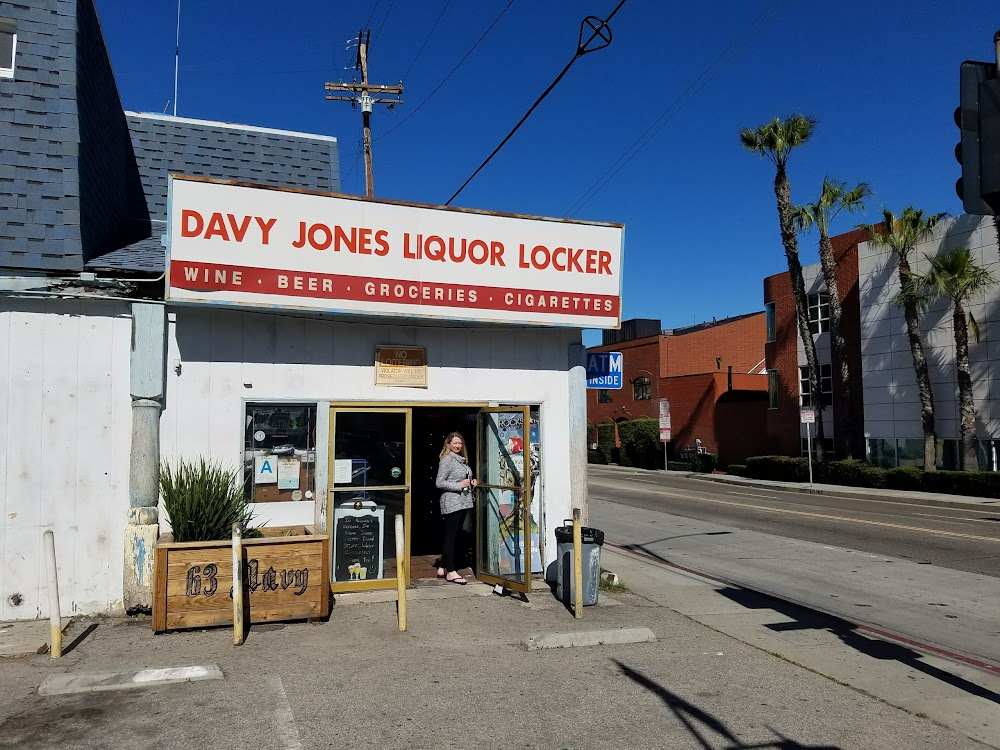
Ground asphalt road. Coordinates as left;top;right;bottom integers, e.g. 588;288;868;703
588;466;1000;578
587;465;1000;664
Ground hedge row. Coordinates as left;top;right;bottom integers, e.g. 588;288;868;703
586;418;717;473
732;456;1000;499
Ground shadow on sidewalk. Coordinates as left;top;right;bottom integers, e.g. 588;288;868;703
613;659;842;749
621;531;732;555
717;587;1000;706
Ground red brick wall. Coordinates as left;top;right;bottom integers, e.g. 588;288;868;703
586;335;661;425
587;315;769;465
663;313;766;377
764;228;869;458
764;271;802;456
660;372;768;466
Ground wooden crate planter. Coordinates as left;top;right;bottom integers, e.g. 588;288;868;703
153;526;329;633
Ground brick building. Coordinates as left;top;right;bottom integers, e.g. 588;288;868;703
763;228;867;459
586;314;768;466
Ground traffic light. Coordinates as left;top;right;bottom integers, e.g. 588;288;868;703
955;60;999;215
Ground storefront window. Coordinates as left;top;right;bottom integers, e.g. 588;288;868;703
331;410;408;585
977;439;1000;471
866;438;895;468
896;439;924;468
598;389;612;403
244;403;317;503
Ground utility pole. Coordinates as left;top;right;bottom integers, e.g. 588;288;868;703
325;30;403;197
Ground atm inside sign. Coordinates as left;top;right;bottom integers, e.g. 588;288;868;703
586;352;623;389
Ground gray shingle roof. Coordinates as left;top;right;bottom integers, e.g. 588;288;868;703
83;113;341;273
0;0;139;272
85;222;165;273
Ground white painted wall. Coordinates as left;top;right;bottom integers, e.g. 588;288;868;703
160;306;581;565
0;298;132;621
859;215;1000;447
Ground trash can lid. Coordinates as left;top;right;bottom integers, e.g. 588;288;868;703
554;526;605;546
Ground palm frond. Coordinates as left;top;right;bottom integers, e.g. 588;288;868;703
790;203;816;233
861;206;947;261
969;310;982;343
914;247;997;341
738;115;817;168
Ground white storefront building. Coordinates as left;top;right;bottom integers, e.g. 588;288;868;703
0;175;623;620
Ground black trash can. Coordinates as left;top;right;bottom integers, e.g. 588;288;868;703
554;522;605;606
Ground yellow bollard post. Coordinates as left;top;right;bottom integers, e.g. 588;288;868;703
573;507;583;619
43;530;62;658
232;523;244;646
395;514;407;631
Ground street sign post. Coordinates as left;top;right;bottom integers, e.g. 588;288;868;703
800;408;815;485
659;398;671;471
586;351;623;389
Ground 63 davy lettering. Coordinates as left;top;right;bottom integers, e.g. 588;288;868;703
185;558;310;598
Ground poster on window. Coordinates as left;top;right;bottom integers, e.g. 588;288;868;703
495;411;542;574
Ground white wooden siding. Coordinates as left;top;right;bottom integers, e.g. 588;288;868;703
1;298;132;621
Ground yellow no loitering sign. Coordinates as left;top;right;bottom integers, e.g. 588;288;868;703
375;346;428;387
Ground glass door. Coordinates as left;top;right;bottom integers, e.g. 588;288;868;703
329;408;410;592
475;406;532;594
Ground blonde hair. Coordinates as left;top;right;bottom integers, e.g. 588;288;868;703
439;431;469;461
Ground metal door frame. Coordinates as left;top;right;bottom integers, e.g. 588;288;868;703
328;406;411;593
475;405;533;594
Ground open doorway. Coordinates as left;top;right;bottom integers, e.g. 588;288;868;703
410;406;480;584
328;402;541;593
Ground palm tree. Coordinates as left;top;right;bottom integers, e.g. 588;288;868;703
791;178;871;459
739;115;826;459
911;248;996;470
863;207;947;470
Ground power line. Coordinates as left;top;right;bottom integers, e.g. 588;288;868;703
401;0;453;82
445;0;629;206
374;0;516;143
371;0;397;46
564;0;783;218
365;0;382;32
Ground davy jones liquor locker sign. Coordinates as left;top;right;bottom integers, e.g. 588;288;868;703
165;176;624;329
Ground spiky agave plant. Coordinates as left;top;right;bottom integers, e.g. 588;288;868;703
160;458;257;542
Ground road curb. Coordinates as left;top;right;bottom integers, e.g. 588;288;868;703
38;665;223;695
681;473;999;514
523;627;657;651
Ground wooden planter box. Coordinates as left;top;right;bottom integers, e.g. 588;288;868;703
153;526;330;633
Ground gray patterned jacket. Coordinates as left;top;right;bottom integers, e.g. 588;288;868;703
436;451;474;515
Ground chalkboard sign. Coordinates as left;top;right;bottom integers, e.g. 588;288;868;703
333;503;385;582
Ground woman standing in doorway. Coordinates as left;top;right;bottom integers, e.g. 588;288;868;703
436;432;477;584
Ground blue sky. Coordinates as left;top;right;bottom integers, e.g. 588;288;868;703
96;1;999;345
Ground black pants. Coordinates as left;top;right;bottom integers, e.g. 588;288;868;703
442;507;469;573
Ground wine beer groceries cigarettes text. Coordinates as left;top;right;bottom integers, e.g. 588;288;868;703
165;177;624;329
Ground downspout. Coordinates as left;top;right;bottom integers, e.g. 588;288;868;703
124;303;166;614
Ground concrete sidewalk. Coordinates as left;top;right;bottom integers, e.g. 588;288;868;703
602;545;1000;749
595;462;1000;512
1;562;996;748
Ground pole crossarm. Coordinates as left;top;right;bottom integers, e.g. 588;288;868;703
325;82;404;95
324;29;404;197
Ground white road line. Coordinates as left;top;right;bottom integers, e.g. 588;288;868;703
725;491;779;500
914;512;992;523
270;676;304;750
